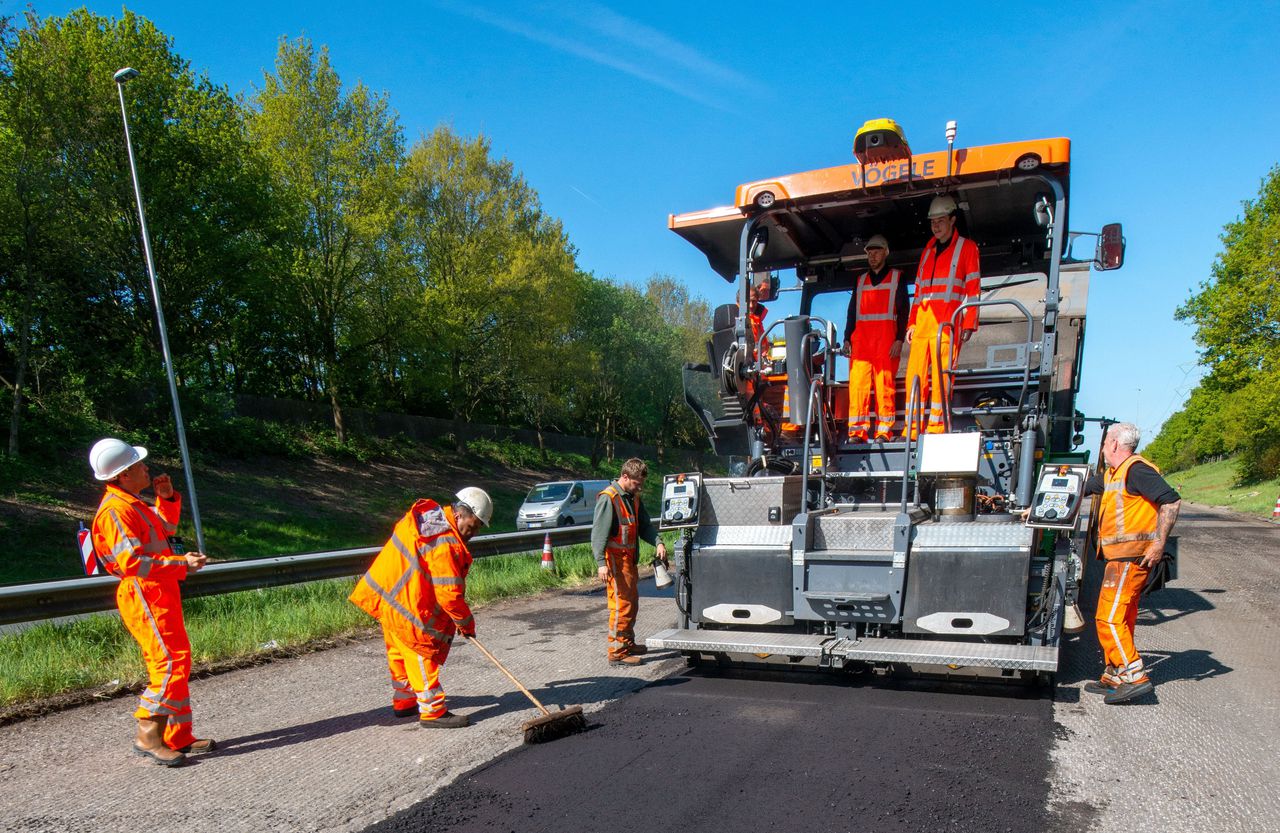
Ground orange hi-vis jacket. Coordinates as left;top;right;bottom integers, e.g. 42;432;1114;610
1098;455;1161;560
350;500;474;663
601;484;638;559
91;484;186;581
748;303;770;359
909;234;981;334
850;268;903;352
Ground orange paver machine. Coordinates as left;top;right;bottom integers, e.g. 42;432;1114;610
647;120;1125;680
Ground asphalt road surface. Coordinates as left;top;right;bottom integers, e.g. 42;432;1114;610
2;504;1276;832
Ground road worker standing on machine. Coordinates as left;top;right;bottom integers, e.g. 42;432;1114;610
350;487;492;728
88;438;214;767
844;234;908;443
905;194;982;436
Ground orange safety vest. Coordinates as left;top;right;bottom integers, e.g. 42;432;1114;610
350;500;474;661
910;234;981;332
748;303;770;358
1097;455;1161;560
852;269;902;335
91;484;186;581
601;484;639;561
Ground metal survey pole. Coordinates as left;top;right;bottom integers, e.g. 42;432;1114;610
113;67;206;553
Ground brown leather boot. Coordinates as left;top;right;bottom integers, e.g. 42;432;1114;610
178;738;217;754
134;716;186;767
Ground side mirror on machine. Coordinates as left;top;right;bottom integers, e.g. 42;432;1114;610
752;271;779;302
1095;223;1125;270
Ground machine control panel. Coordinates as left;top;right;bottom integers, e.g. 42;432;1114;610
659;472;703;530
1026;464;1091;530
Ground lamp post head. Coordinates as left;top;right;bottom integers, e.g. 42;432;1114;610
113;67;140;84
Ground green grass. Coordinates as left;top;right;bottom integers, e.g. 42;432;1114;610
1165;456;1280;518
0;544;608;708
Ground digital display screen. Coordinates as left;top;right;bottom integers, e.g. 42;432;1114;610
1051;477;1069;488
671;484;686;494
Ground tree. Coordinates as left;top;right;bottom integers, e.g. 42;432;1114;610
400;126;578;450
249;37;406;443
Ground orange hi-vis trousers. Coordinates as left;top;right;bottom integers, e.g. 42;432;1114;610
383;622;448;720
904;305;954;437
1095;559;1152;685
848;322;898;441
605;551;640;659
117;577;198;749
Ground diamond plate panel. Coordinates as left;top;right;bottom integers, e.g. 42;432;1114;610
911;521;1033;550
645;627;829;657
693;524;793;548
812;513;897;551
699;476;802;527
831;636;1058;671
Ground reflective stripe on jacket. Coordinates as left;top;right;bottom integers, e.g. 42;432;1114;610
855;268;902;324
601;484;639;561
91;484;186;581
1098;455;1161;560
349;500;474;661
910;234;981;331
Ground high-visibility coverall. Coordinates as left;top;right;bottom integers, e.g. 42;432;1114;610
350;500;474;721
1089;454;1175;687
591;483;659;660
91;483;198;750
748;302;770;360
845;267;906;441
905;234;981;435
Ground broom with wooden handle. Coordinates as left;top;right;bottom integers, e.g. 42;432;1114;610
464;635;587;744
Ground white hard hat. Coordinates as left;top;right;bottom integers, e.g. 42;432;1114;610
455;486;493;527
927;194;958;219
89;438;147;481
865;234;890;252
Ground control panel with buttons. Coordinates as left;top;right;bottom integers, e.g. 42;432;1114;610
1025;463;1090;530
659;472;703;530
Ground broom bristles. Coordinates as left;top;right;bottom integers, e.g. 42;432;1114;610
521;705;587;744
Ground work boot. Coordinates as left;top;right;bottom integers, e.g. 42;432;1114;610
1104;679;1154;705
178;738;217;754
625;644;649;656
608;654;642;667
419;711;469;729
134;717;186;767
1082;680;1117;695
393;705;419;718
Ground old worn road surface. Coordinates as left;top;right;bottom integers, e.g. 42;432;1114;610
2;504;1276;832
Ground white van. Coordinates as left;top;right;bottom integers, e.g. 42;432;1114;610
516;480;611;529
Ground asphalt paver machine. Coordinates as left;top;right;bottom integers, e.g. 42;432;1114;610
647;121;1125;681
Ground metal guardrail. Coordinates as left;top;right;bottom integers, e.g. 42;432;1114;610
0;525;593;627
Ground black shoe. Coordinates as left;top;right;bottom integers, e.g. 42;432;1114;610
393;706;418;718
419;711;470;728
1104;679;1154;704
1082;680;1117;695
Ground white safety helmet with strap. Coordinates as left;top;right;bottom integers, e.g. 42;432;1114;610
455;486;493;527
927;194;959;219
89;438;147;481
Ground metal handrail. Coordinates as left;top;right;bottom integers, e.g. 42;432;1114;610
0;525;593;627
900;376;923;513
938;298;1036;432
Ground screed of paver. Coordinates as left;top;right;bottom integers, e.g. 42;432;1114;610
0;582;683;833
362;669;1057;833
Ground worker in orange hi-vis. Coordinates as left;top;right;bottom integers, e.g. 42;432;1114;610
592;458;667;666
350;487;492;729
843;234;908;443
88;438;213;768
1081;422;1181;705
746;277;770;361
904;194;982;436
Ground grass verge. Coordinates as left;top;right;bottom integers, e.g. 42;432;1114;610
0;544;606;715
1164;457;1280;518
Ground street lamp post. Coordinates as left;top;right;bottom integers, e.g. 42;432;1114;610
113;67;206;554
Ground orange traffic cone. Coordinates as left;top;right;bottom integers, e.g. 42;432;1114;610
1272;494;1280;521
540;533;556;571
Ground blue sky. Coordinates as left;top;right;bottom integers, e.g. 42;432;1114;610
15;1;1280;452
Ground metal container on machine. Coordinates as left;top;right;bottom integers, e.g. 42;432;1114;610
934;475;976;521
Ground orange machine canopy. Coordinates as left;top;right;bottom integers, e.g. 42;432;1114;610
671;138;1071;281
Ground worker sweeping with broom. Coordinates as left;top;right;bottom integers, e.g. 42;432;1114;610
350;488;491;729
350;487;586;743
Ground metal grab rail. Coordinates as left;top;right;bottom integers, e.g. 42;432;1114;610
937;298;1036;433
0;525;594;627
